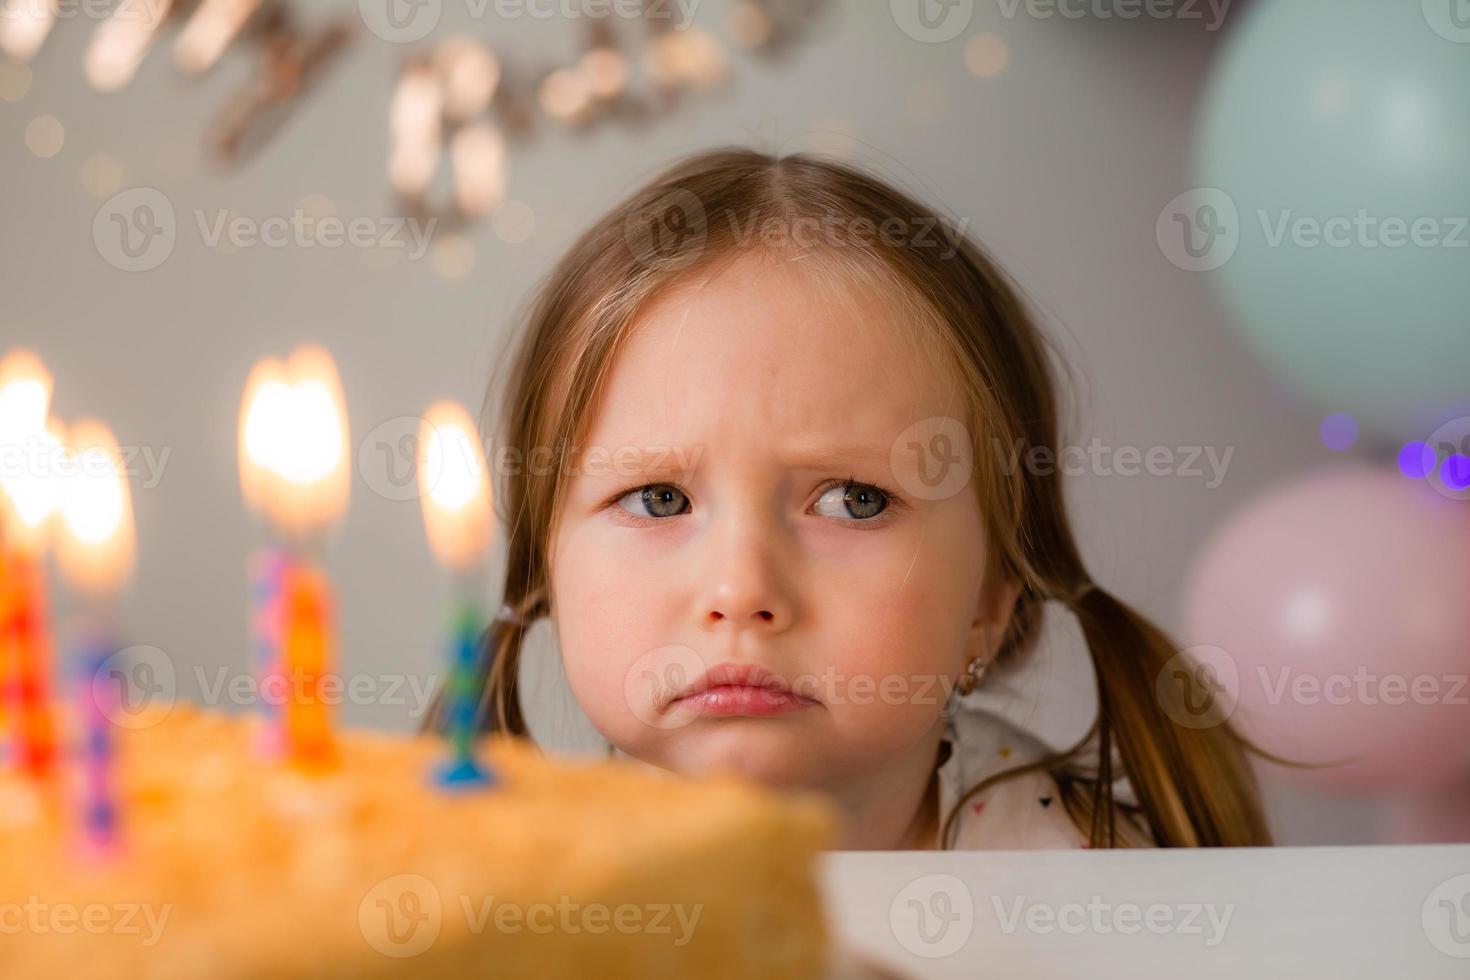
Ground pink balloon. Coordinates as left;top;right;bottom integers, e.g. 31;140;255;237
1181;464;1470;794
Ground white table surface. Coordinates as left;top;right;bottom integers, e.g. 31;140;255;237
820;844;1470;979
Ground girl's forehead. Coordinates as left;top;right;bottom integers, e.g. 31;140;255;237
582;252;967;457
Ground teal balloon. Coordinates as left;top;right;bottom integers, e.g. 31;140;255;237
1194;0;1470;441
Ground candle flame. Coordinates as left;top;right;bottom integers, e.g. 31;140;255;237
237;346;350;539
418;400;493;572
0;349;58;550
238;356;286;515
56;419;136;598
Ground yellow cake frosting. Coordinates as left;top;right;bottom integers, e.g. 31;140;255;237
0;704;837;978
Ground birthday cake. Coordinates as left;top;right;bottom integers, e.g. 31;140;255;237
0;703;837;979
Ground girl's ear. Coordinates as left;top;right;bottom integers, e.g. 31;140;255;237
972;574;1022;658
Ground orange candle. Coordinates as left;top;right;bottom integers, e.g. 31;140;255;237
0;350;61;780
281;559;336;772
4;546;57;779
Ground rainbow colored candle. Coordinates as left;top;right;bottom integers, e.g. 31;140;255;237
248;544;289;758
53;420;137;862
238;347;350;775
73;617;121;856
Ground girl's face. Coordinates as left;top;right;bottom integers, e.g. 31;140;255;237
549;251;1010;791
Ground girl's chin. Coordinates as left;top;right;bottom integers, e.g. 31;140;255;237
653;724;830;788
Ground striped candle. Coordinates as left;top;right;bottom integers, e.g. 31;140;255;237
434;599;492;788
249;544;289;758
73;617;120;856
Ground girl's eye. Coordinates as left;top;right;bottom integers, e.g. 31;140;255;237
813;480;890;522
615;484;691;521
608;478;897;526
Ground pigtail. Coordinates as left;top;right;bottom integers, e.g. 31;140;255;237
1065;585;1274;846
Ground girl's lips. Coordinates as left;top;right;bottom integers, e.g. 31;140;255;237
671;684;817;717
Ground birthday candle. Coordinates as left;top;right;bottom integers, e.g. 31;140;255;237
73;618;120;856
281;557;336;772
248;545;288;758
54;419;136;857
7;547;57;779
0;351;61;780
417;400;496;788
239;357;290;756
239;346;349;771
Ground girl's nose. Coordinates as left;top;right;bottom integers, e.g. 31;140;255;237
697;515;794;632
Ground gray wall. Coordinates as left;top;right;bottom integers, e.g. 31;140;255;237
1;0;1383;843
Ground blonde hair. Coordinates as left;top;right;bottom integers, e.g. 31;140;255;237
423;146;1277;848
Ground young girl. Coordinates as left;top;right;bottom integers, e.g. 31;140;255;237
425;146;1274;850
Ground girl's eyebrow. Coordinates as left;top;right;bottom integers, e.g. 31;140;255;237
578;444;890;480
